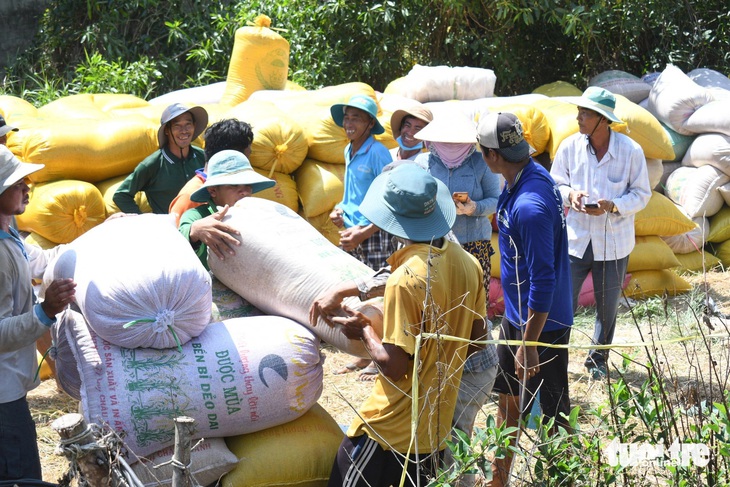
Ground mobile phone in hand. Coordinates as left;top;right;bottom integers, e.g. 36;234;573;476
584;203;599;209
453;192;469;203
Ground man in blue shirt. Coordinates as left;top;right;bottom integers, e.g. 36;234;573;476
477;112;573;487
329;94;393;271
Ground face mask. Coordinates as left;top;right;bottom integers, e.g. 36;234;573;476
430;142;475;169
396;136;423;151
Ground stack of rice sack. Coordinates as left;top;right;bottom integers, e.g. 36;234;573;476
644;64;730;269
48;214;329;486
384;64;497;102
248;82;396;243
0;15;301;245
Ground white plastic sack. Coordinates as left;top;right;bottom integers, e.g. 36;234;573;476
398;65;497;102
646;158;663;191
688;68;730;91
682;133;730;176
665;165;729;218
590;70;652;104
46;214;211;349
684;101;730;137
647;64;715;135
67;312;323;459
661;216;708;254
208;198;382;357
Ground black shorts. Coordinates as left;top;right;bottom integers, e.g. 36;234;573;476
492;317;571;425
0;396;42;481
328;435;442;487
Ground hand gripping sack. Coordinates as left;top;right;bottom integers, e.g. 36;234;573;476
46;214;212;349
208;198;382;358
66;313;323;459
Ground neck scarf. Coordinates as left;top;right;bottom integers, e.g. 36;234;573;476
396;136;423;151
430;142;475;169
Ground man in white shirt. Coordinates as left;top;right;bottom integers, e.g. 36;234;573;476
550;87;651;379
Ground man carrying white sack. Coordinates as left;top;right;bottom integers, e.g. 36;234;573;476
315;164;487;487
0;146;76;481
550;87;651;380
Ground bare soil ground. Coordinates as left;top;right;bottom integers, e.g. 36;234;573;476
31;270;730;484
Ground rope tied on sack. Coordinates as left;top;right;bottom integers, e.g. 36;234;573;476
267;143;288;177
73;206;87;228
123;309;183;352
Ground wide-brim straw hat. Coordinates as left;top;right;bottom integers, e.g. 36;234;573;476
390;105;433;139
0;146;44;195
414;112;477;144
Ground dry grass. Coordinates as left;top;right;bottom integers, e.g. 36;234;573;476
31;270;730;484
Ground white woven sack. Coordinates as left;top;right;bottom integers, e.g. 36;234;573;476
46;214;212;349
682;133;730;176
131;437;238;487
684;101;730;137
590;70;652;104
665;165;729;218
661;216;708;254
67;313;323;459
52;307;88;400
646;158;663;191
688;68;730;91
208;198;381;357
647;65;715;135
401;65;496;102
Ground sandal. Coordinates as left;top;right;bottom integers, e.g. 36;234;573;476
358;365;379;381
333;360;369;375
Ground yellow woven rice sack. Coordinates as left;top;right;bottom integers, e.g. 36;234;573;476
24;232;57;250
16;180;106;244
383;76;410;95
38;93;150;119
220;15;289;106
294;159;345;218
708;205;730;243
261;83;379;164
627;236;680;272
253;168;299;212
612;94;675;161
485;103;551;156
36;350;53;380
225;100;308;174
711;239;730;266
8;116;158;184
0;95;38;120
634;191;696;237
95;174;153;215
674;250;721;273
532;81;582;97
223;404;343;487
623;269;691;299
301;211;342;246
531;98;578;159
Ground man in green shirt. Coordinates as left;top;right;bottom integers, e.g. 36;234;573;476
178;150;274;270
113;103;208;214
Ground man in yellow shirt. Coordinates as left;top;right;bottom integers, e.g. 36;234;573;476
319;164;487;487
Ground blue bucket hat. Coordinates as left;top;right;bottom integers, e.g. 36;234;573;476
330;95;385;135
191;150;275;203
359;164;455;241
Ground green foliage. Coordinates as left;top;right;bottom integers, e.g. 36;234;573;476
73;52;162;98
3;0;730;103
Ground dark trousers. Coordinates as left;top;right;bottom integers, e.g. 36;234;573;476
0;396;42;481
328;435;442;487
570;242;629;367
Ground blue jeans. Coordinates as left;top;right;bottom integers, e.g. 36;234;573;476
570;242;629;368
